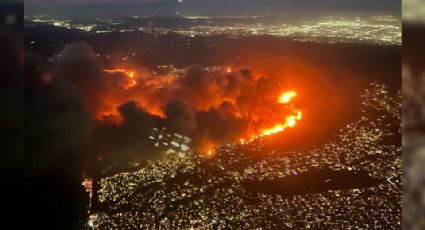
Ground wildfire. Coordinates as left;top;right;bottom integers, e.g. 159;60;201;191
260;124;285;136
239;138;246;145
279;91;297;104
257;90;302;138
97;65;303;155
103;69;137;89
259;111;302;136
203;146;217;158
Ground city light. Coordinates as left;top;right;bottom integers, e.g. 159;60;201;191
92;83;401;229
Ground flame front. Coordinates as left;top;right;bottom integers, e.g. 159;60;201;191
103;69;137;90
257;91;302;138
259;111;302;137
278;91;297;104
99;67;303;154
260;124;285;136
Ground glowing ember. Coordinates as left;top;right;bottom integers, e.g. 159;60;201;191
279;91;297;104
204;148;217;158
286;115;296;127
103;69;137;89
296;110;302;120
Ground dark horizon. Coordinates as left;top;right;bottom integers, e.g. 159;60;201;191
25;0;400;19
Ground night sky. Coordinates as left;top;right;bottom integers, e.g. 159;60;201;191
25;0;400;19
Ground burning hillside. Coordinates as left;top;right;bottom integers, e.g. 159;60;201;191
98;67;303;154
52;42;306;155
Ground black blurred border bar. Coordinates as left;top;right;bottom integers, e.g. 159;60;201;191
402;0;425;229
0;0;24;229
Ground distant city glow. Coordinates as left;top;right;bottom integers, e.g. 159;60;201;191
26;15;401;46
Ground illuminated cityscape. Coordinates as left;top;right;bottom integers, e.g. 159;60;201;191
90;83;401;229
23;0;402;229
25;15;401;46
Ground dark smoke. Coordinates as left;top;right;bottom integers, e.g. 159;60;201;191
92;101;163;164
44;42;263;155
29;42;302;170
54;42;106;114
164;99;197;135
169;65;249;110
25;48;94;230
193;102;249;148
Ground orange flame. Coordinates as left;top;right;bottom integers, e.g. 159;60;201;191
196;90;302;157
201;143;217;158
260;124;285;136
256;90;302;138
278;91;297;104
103;69;137;89
239;138;246;145
225;66;232;73
98;67;303;152
259;111;302;136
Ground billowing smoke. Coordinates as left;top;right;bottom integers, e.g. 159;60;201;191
54;42;105;114
46;42;302;162
164;100;197;135
193;103;249;150
25;48;94;230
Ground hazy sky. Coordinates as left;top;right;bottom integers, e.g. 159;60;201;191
25;0;400;18
25;0;399;5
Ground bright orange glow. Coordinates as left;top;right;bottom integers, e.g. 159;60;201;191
103;69;137;89
97;66;303;150
260;124;285;136
204;148;217;158
94;68;175;121
278;91;297;104
258;111;302;137
296;110;302;120
286;115;296;127
253;90;302;139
